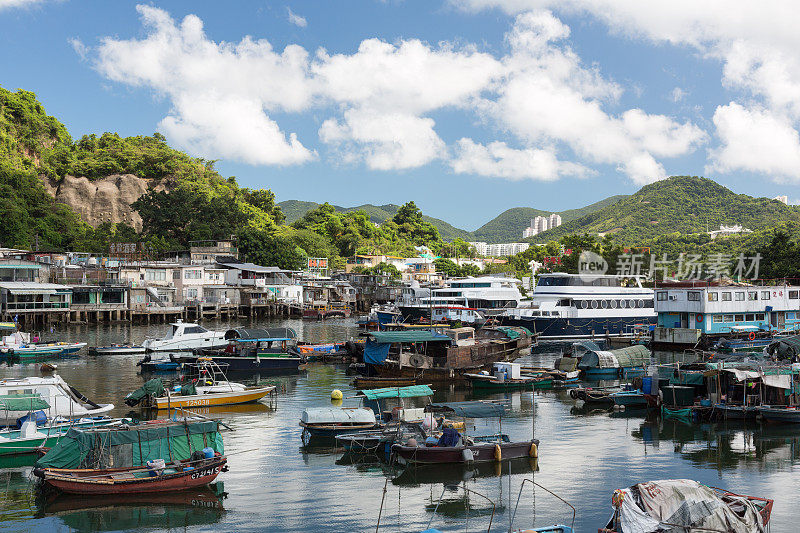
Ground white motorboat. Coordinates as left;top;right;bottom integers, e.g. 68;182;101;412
0;323;86;357
142;320;227;352
0;376;113;426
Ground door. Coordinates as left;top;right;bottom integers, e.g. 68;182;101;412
680;313;688;328
777;311;786;329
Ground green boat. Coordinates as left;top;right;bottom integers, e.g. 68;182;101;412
465;374;553;391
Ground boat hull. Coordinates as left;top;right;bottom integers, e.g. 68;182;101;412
181;354;302;372
499;315;655;339
153;387;274;409
392;440;538;465
40;457;226;495
757;406;800;423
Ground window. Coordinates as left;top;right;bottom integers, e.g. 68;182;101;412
551;311;559;317
620;300;627;308
601;300;608;309
713;315;723;323
579;301;587;309
610;300;618;309
145;269;166;281
688;292;700;301
708;292;718;301
788;312;796;320
541;311;550;316
185;270;202;280
184;326;207;334
724;314;734;322
173;271;180;280
185;288;198;299
761;291;770;300
644;300;654;308
735;292;745;301
790;290;799;299
745;313;755;321
722;292;732;301
591;300;598;309
735;314;744;322
756;313;765;321
657;292;668;301
747;291;757;301
638;299;645;308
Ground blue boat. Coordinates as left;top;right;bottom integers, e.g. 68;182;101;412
188;327;302;373
609;389;649;408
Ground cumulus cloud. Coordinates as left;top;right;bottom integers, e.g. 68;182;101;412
452;0;800;181
68;37;88;61
86;4;705;181
94;5;315;165
451;138;592;180
286;7;306;28
0;0;45;10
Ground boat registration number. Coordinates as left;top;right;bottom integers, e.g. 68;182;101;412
185;399;211;406
191;466;220;479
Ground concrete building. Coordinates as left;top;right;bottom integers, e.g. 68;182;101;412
774;195;789;204
708;224;752;239
549;213;562;230
467;242;529;257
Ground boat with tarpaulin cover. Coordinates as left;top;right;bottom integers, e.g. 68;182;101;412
392;401;539;465
600;479;773;532
576;343;650;379
0;376;113;426
33;418;227;494
361;327;532;383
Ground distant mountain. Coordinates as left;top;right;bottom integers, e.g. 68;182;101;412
528;176;800;244
278;201;473;241
471;195;628;243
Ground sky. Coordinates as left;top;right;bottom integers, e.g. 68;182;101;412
1;0;800;231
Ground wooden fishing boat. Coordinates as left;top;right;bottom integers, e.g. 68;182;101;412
608;390;650;408
300;407;378;444
756;405;800;423
0;416;125;456
715;403;758;421
37;455;227;495
391;401;539;465
34;418;227;495
352;376;418;389
599;479;772;532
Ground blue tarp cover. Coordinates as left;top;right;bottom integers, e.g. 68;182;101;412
358;385;434;400
364;339;392;365
429;401;505;418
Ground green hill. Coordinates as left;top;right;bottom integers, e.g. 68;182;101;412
528;176;800;245
278;201;473;241
471;195;628;242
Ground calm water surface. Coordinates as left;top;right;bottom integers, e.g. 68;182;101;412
0;318;797;532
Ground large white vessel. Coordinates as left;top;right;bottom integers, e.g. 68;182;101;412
397;277;522;322
0;376;113;425
499;273;656;339
142;320;227;352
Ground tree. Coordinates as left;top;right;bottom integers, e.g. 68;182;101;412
238;228;305;270
434;258;461;278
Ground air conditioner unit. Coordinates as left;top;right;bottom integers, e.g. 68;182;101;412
668;295;677;301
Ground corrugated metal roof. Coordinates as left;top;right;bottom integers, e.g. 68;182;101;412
367;330;451;344
0;282;72;291
217;262;291;273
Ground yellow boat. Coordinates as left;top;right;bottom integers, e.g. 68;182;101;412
154;386;275;409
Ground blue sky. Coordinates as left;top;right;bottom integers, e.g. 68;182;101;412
2;0;799;230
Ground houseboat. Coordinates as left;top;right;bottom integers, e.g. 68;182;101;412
396;277;522;322
652;282;800;349
499;273;656;339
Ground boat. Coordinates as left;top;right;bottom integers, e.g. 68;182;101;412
500;273;656;340
362;326;532;383
300;406;378;445
137;353;181;372
599;479;773;532
352;376;418;389
431;306;487;327
89;344;146;355
142;320;227;352
182;327;302;373
397;277;522;322
303;302;351;320
0;376;113;426
574;342;651;380
714;403;758;420
608;389;650;408
465;362;551;391
335;422;428;455
0;415;126;456
391;401;539;465
756;405;800;423
124;360;275;409
0;323;86;358
33;418;227;495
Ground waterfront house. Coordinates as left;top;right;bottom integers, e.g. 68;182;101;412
217;261;303;305
119;263;179;308
189;240;238;264
654;282;800;337
0;258;48;283
0;282;71;323
172;264;228;304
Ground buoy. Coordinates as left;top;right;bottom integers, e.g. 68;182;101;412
494;444;502;462
331;389;343;401
462;448;474;463
529;442;538;458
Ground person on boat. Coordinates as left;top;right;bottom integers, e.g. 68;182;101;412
224;341;236;354
437;424;462;447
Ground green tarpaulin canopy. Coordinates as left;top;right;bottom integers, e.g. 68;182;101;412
429;401;505;418
611;345;651;368
0;394;49;411
36;419;223;470
358;385;434;400
366;331;451;344
125;378;165;404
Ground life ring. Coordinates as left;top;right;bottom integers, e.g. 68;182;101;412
696;314;703;323
749;332;756;340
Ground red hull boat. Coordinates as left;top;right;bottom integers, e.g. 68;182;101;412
37;456;227;495
392;439;538;465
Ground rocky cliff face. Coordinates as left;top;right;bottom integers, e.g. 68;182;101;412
41;174;171;230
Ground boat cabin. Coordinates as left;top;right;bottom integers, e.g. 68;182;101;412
444;327;475;347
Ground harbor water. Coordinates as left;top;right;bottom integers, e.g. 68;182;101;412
0;317;797;532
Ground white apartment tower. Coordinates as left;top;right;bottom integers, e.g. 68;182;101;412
548;213;562;229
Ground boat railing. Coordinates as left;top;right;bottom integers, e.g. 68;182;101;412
426;485;496;533
509;478;576;532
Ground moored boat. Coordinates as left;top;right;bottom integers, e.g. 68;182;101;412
599;479;773;532
142;320;227;352
89;344;146;356
0;376;113;426
183;327;302;373
33;418;227;495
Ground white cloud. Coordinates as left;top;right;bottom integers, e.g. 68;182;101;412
94;5;315;166
0;0;44;10
286;7;307;28
451;138;592;180
671;87;685;102
708;103;800;182
68;37;87;61
485;11;705;184
86;4;705;181
452;0;800;181
320;110;445;170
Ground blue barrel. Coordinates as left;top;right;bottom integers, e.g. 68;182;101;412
203;447;215;459
642;377;652;394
